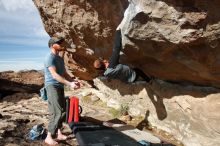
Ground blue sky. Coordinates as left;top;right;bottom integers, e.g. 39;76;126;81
0;0;50;71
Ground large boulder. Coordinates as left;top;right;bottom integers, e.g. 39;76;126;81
0;70;43;98
93;78;220;146
33;1;220;145
34;0;128;80
34;0;220;88
119;0;220;88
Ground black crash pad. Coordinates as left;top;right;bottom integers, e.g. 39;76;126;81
71;122;143;146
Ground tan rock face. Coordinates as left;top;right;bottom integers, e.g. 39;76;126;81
120;0;220;88
93;78;220;146
34;0;128;80
0;70;43;96
34;0;220;87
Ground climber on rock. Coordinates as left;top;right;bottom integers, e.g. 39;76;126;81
93;29;153;84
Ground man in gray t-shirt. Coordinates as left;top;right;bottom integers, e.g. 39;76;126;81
93;30;151;83
44;37;82;145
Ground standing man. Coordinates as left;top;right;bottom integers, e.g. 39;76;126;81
44;36;81;145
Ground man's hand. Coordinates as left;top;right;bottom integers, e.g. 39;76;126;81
69;81;80;89
69;80;84;89
73;79;84;88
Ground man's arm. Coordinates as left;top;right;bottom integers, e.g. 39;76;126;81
48;66;79;89
48;66;71;86
108;30;122;68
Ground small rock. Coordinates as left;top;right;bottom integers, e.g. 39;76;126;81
81;91;92;97
107;98;121;110
90;95;100;102
129;107;142;117
120;115;132;121
15;119;30;124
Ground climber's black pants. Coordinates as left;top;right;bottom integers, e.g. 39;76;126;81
133;68;151;82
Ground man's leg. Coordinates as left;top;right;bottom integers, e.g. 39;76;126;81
45;85;66;144
56;87;67;140
133;68;152;83
108;30;122;68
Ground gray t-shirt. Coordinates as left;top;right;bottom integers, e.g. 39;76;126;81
104;64;136;83
44;53;65;87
